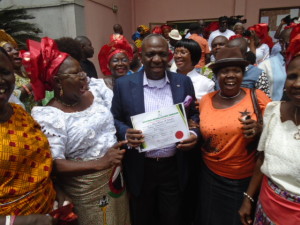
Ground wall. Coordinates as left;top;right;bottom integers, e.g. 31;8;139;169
133;0;300;28
84;0;133;76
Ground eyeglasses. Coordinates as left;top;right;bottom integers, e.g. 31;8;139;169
174;50;190;56
111;58;129;63
57;71;87;79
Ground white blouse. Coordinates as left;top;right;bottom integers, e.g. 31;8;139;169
258;101;300;195
256;43;269;64
32;78;117;160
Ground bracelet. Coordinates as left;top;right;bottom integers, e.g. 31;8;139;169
5;216;10;225
22;85;32;95
243;192;254;203
10;215;16;225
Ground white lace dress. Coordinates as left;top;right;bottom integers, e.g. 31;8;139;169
31;78;130;225
31;78;116;160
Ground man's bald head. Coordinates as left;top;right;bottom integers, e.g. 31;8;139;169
227;38;248;56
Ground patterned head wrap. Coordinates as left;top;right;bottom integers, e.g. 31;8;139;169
0;29;18;48
98;38;133;76
22;37;69;101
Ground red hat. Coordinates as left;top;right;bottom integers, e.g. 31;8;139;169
229;34;243;40
248;23;274;49
152;26;162;34
98;38;133;76
22;37;68;101
161;24;172;31
286;24;300;66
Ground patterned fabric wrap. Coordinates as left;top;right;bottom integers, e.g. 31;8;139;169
58;166;130;225
254;176;300;225
0;30;18;48
0;104;55;215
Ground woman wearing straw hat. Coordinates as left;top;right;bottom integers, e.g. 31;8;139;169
195;47;270;225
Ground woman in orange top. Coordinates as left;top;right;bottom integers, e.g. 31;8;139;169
195;47;270;225
0;47;56;224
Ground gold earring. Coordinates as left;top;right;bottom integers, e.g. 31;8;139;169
60;88;64;97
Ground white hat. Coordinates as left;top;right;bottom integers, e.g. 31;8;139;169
168;29;182;40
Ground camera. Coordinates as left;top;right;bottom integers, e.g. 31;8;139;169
242;30;251;37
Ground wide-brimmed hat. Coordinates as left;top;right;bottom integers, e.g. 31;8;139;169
209;47;249;72
168;29;182;40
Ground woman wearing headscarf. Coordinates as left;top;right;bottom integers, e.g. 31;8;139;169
24;37;130;225
0;46;57;224
239;25;300;225
132;25;150;49
248;24;273;64
98;39;133;89
195;47;271;225
0;30;37;112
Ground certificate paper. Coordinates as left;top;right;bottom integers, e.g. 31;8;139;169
130;103;190;152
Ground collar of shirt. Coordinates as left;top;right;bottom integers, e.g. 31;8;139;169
143;71;170;88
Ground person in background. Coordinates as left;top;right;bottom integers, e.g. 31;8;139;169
208;16;235;48
258;28;293;100
202;35;228;79
233;22;245;35
195;47;270;225
132;25;150;49
74;36;98;79
168;29;182;70
185;19;205;38
227;37;270;97
128;42;143;74
0;46;57;225
161;24;173;41
239;28;300;225
248;24;272;64
172;39;214;100
98;39;133;89
25;37;130;225
111;24;124;40
189;22;210;71
0;30;36;112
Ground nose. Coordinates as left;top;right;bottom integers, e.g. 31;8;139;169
152;54;162;63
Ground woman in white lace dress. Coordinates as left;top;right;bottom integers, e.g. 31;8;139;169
24;37;130;225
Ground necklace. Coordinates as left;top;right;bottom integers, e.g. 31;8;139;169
55;98;79;107
218;89;241;99
294;107;300;140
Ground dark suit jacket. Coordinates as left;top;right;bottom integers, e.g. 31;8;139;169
111;70;200;197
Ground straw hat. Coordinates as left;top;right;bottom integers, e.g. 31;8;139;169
168;29;182;41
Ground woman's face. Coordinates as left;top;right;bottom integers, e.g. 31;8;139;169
174;47;193;74
0;51;15;107
234;25;244;35
286;56;300;107
109;52;130;78
3;43;22;69
217;66;243;96
162;28;170;40
56;57;89;102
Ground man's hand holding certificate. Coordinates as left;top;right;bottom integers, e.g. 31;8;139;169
128;103;195;152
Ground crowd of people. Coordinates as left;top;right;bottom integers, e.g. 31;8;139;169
0;14;300;225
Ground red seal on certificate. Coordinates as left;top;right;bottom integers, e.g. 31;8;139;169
175;131;184;139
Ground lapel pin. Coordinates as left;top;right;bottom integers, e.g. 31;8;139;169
177;84;180;87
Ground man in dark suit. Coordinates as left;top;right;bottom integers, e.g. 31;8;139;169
111;34;199;225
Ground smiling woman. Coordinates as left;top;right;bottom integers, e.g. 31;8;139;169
0;30;37;112
98;37;133;90
23;37;130;225
195;47;271;225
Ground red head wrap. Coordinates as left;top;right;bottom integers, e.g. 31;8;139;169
152;26;162;34
22;37;69;101
160;24;172;32
98;38;133;76
229;34;243;40
248;23;274;49
286;24;300;66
